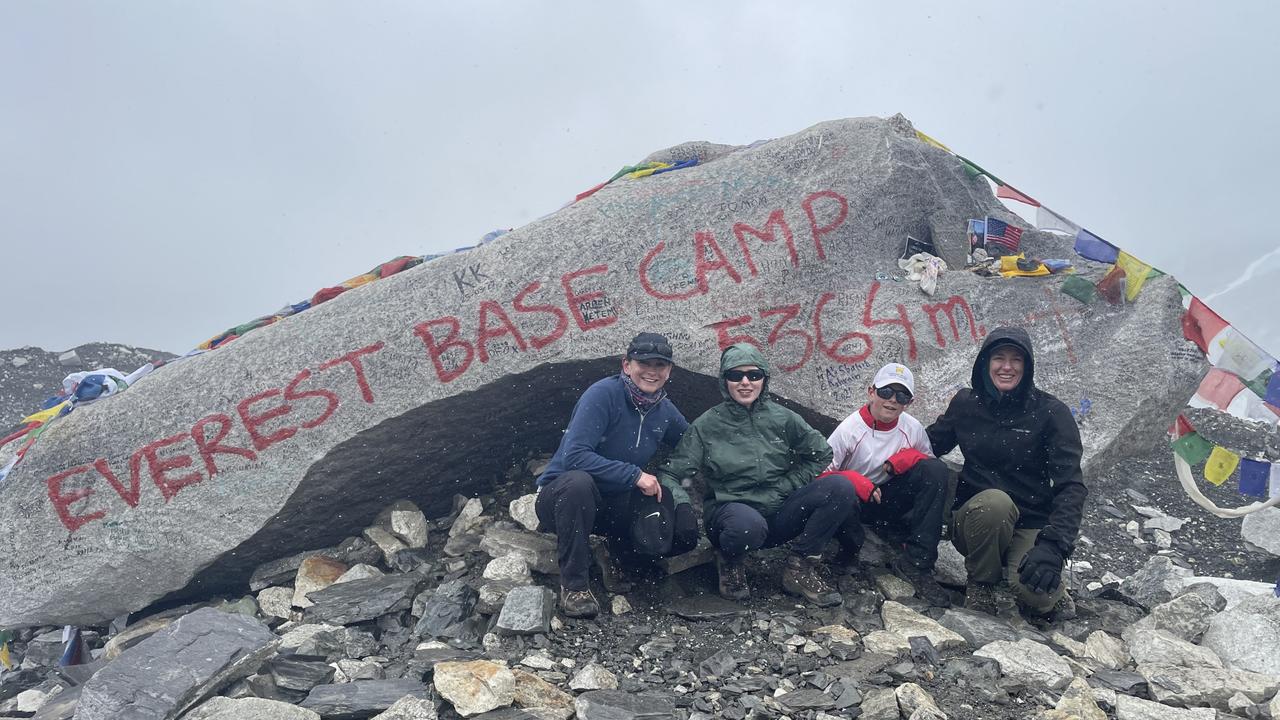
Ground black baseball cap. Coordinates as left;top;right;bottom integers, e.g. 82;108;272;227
626;332;674;363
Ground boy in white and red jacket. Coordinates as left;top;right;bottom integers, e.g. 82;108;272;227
819;363;952;607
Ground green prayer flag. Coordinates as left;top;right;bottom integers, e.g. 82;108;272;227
1172;431;1214;465
1061;275;1097;304
1244;367;1274;399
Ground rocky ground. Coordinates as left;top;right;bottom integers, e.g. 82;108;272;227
3;419;1280;720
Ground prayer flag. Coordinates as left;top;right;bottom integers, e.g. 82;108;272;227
1271;464;1280;499
1204;446;1240;486
984;217;1023;253
1169;414;1194;439
1240;458;1270;498
1181;297;1230;353
22;400;69;425
1036;206;1082;236
1268;371;1280;406
1190;368;1246;410
915;130;951;152
1172;431;1214;465
996;185;1041;207
0;641;10;671
1074;229;1120;264
1061;275;1097;304
1244;367;1275;400
955;155;1007;186
1212;328;1275;381
1116;251;1154;301
1096;265;1126;305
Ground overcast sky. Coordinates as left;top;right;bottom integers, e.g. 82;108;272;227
3;2;1278;359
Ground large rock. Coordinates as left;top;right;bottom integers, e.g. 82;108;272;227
880;600;966;650
432;660;516;717
0;115;1207;626
302;574;420;625
1124;628;1224;669
1114;694;1215;720
1200;594;1280;675
1120;556;1194;609
299;680;431;719
373;499;430;549
1137;662;1280;710
573;689;675;719
75;608;279;720
1242;505;1280;557
974;639;1073;691
495;586;554;635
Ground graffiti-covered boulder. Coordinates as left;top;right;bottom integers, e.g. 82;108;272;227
0;115;1204;626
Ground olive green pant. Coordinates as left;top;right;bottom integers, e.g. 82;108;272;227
951;488;1062;614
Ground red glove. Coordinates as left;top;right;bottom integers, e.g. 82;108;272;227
885;448;929;476
819;470;876;502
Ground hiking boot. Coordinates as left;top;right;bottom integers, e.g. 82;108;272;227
559;587;599;619
1033;591;1078;623
828;546;866;577
964;582;1017;619
716;552;750;601
891;557;952;608
783;554;843;607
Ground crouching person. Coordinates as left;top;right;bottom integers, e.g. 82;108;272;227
535;332;700;619
659;343;849;607
821;363;951;607
926;327;1085;620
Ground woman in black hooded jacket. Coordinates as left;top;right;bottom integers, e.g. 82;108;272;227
927;326;1086;618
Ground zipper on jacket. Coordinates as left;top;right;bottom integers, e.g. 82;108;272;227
635;408;648;448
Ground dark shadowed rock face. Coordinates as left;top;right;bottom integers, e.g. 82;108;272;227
0;114;1206;627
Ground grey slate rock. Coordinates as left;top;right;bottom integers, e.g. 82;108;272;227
299;679;431;720
495;586;554;635
74;607;279;720
938;608;1021;647
413;580;478;639
31;685;79;720
778;688;836;710
697;650;738;678
573;689;676;719
303;574;420;625
1119;556;1194;609
267;657;337;692
181;696;322;720
1200;594;1280;675
669;595;746;621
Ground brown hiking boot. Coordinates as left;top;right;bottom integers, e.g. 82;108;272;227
559;587;599;619
592;541;633;594
716;552;750;601
964;581;1017;619
783;554;843;607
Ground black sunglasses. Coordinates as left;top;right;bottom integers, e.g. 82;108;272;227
724;369;766;382
628;341;673;358
875;386;913;405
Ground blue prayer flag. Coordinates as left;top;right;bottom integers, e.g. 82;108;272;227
1239;458;1270;498
1074;229;1120;264
1267;369;1280;406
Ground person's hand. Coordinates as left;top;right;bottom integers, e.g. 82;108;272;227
885;448;929;476
636;472;662;502
1017;542;1065;594
674;503;699;549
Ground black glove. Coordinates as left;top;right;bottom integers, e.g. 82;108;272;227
1017;542;1064;594
673;504;700;552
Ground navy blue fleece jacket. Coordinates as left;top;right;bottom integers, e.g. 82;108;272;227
537;375;690;504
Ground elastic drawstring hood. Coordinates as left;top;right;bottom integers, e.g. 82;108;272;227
971;326;1036;408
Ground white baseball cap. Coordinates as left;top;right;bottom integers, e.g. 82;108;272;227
872;363;915;395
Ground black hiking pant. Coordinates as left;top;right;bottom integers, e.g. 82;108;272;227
837;457;948;570
705;474;857;559
534;470;691;591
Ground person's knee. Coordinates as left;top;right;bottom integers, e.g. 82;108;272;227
916;459;949;494
961;489;1018;529
717;512;768;555
555;470;598;500
815;473;859;509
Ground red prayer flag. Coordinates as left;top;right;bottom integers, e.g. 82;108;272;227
1169;414;1195;439
1194;368;1246;409
1096;265;1127;305
996;184;1041;207
1182;297;1230;354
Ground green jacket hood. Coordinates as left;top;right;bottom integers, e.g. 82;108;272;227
718;343;771;404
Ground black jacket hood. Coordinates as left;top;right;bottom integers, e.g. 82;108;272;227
972;326;1036;406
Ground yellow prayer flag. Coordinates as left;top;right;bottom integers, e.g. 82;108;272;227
915;130;951;152
341;273;378;290
626;162;671;179
1204;445;1240;486
1116;251;1153;301
22;400;69;425
0;642;10;670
